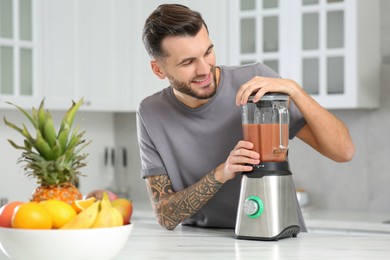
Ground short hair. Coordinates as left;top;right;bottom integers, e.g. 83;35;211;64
142;4;208;59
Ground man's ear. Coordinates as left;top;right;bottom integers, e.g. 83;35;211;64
151;61;166;79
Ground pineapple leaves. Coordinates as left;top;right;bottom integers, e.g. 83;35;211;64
3;98;90;187
7;139;28;151
3;117;25;136
35;131;52;160
59;98;83;135
37;99;46;134
57;123;70;152
43;113;56;148
5;101;38;129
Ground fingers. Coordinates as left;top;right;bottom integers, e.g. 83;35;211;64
235;77;268;106
236;77;294;106
224;141;260;174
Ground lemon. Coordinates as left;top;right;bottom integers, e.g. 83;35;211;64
12;202;53;229
40;200;77;229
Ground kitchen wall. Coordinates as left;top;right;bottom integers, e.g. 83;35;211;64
113;0;390;213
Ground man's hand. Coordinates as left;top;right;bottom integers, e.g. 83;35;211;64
214;140;260;183
235;76;298;106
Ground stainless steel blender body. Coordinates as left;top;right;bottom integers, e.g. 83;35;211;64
234;162;300;240
235;93;300;240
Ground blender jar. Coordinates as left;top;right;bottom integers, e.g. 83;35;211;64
242;93;290;162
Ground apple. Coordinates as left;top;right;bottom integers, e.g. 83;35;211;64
85;189;118;201
0;201;24;228
111;198;133;225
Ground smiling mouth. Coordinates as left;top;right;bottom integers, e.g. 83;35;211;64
192;74;212;86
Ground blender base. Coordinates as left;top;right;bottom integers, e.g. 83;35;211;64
234;162;301;241
235;225;300;241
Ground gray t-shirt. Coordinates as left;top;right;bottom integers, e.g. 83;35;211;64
136;63;307;228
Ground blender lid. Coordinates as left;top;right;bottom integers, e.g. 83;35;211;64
248;92;289;103
260;92;289;101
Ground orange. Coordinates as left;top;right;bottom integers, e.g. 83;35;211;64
0;201;24;228
71;197;96;213
40;199;77;228
11;202;53;229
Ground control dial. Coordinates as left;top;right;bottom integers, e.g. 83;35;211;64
243;196;264;218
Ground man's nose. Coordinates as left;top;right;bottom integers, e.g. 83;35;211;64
196;58;211;75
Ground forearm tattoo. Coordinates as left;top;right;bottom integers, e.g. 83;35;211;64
145;170;223;230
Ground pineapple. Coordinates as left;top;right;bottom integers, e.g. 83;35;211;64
3;98;91;204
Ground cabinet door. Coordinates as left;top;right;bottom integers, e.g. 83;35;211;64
228;0;380;109
0;0;41;109
292;0;355;108
228;0;291;77
40;0;136;111
40;0;77;109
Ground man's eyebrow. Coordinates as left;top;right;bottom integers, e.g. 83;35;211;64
176;44;214;66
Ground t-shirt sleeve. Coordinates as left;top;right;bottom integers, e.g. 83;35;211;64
136;109;167;178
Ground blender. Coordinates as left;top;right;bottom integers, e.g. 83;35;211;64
235;93;301;241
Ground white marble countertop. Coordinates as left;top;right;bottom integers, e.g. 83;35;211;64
1;208;390;260
302;207;390;234
113;217;390;259
108;208;390;259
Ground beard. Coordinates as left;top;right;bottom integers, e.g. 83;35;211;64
168;67;217;100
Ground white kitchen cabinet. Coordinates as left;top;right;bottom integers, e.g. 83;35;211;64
2;0;230;111
228;0;380;109
39;0;142;111
1;0;144;111
0;0;42;109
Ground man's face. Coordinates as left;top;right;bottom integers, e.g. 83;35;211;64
152;25;217;106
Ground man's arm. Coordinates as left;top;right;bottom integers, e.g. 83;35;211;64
145;141;261;230
145;171;223;230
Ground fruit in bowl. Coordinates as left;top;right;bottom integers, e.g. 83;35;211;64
86;190;133;225
0;224;133;260
85;189;119;201
111;198;133;225
0;201;23;228
0;194;134;260
3;98;90;204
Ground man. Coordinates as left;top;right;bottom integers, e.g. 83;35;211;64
137;4;354;230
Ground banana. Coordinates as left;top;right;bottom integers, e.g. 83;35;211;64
92;192;123;228
111;207;124;226
60;200;100;229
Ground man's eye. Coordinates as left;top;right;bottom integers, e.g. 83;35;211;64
182;60;193;66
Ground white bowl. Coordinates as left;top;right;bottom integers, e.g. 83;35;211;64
0;224;133;260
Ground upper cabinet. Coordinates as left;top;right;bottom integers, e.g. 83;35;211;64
228;0;381;109
39;0;139;111
0;0;41;108
3;0;378;111
1;0;143;111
